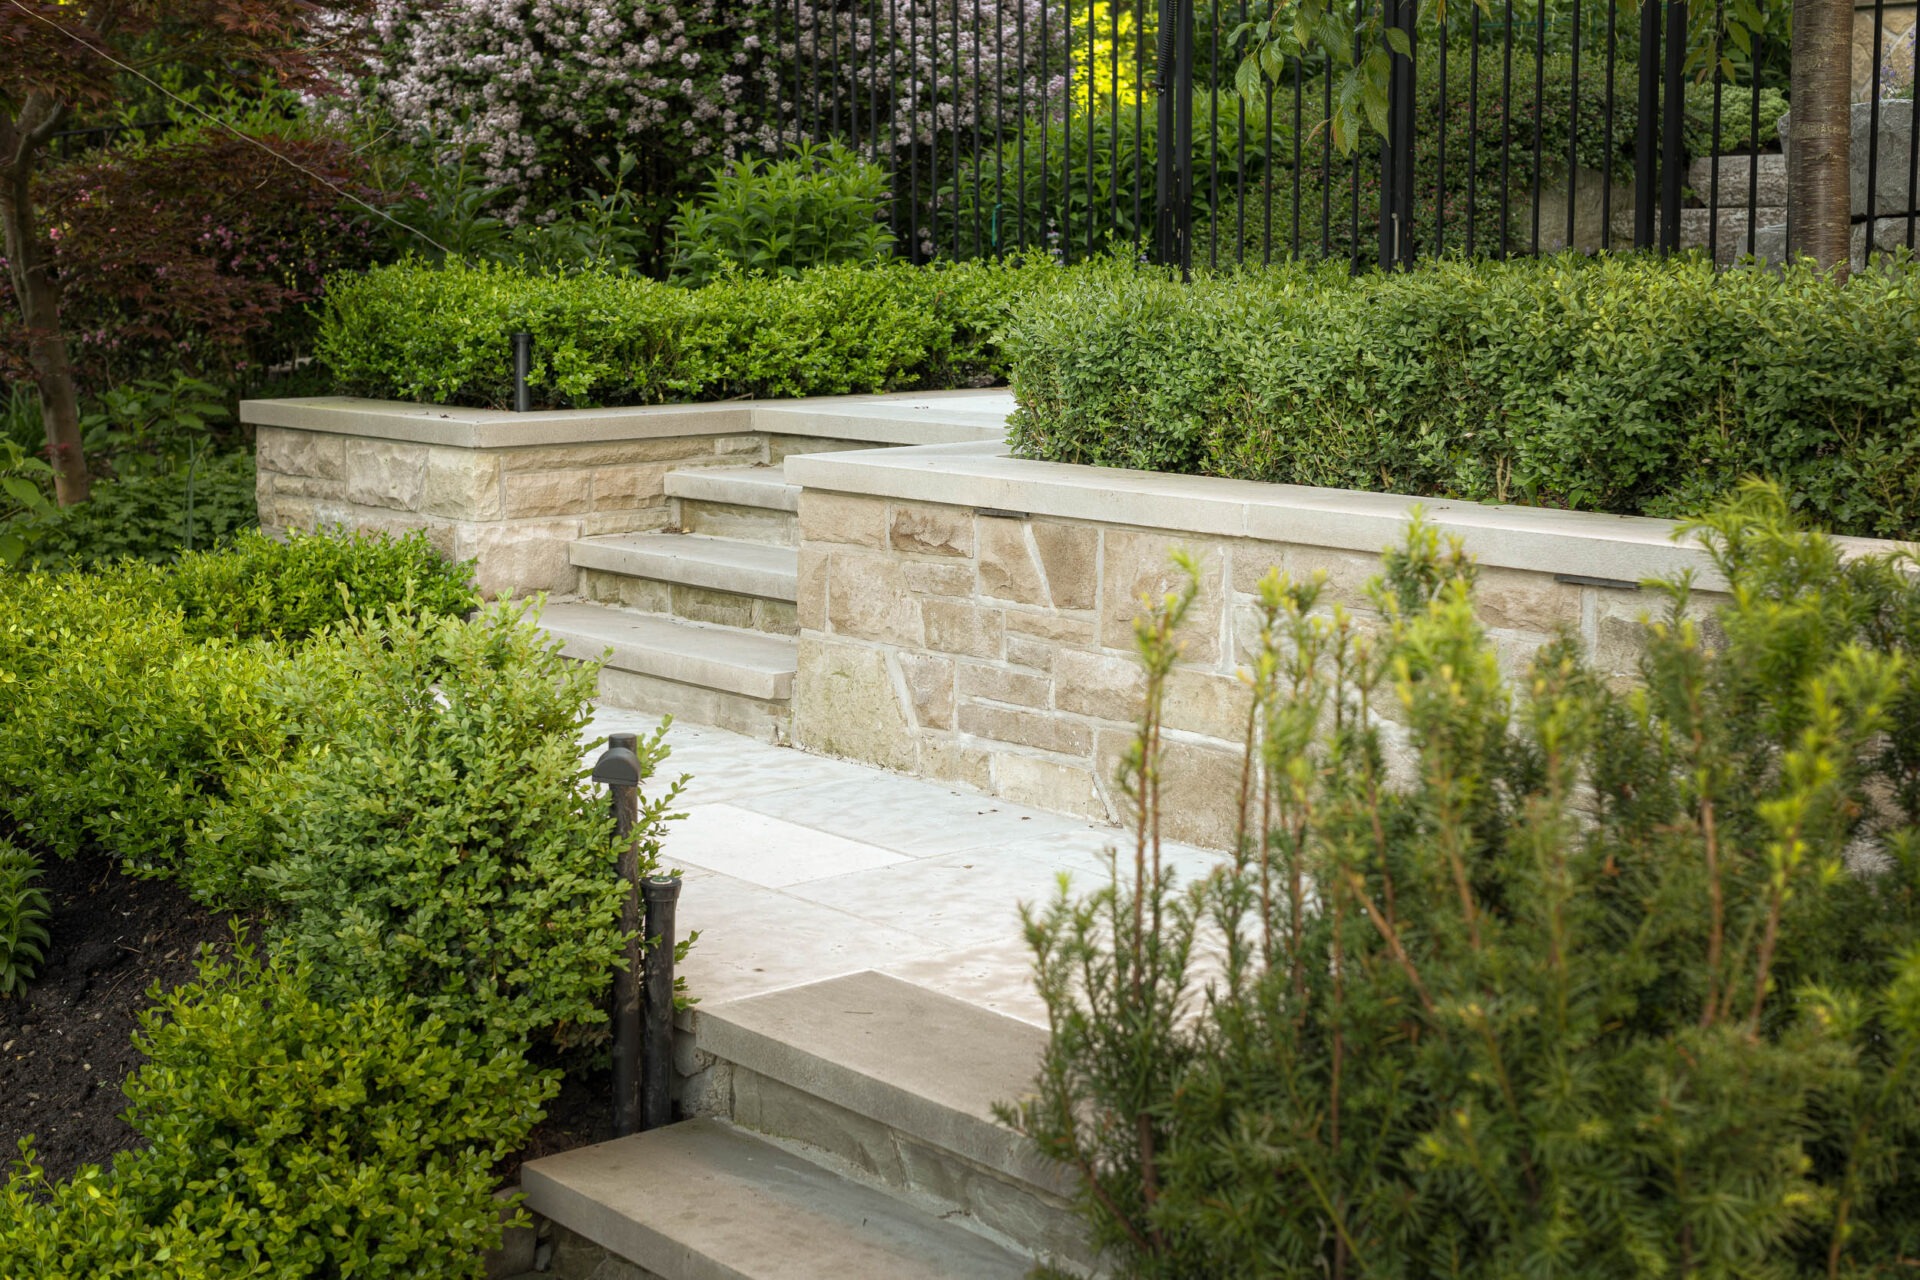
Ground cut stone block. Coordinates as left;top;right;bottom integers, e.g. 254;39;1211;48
539;602;796;701
522;1118;1031;1280
569;533;798;603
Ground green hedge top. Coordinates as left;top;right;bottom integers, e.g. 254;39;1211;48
317;256;1086;409
1005;253;1920;541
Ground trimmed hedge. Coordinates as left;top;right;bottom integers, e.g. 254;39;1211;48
318;255;1081;409
1006;253;1920;540
0;531;478;872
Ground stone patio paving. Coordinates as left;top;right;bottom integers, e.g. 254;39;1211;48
587;703;1221;1026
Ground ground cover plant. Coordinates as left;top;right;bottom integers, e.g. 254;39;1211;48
318;253;1081;408
1013;484;1920;1277
1006;252;1920;540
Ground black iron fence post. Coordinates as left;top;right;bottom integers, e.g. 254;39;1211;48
1659;0;1688;252
1633;0;1662;248
593;733;644;1136
1381;0;1419;268
641;875;683;1132
1155;0;1177;265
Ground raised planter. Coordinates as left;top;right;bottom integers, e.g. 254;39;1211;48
246;392;1912;848
784;442;1905;849
241;391;1009;598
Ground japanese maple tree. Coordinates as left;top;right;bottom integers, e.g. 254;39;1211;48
0;0;366;504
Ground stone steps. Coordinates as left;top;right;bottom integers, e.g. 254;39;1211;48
691;972;1091;1269
537;601;795;742
549;463;806;741
668;463;801;546
522;971;1094;1279
522;1118;1032;1280
572;532;799;604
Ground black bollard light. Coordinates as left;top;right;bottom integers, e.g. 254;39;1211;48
640;874;683;1132
510;331;533;413
592;733;644;1136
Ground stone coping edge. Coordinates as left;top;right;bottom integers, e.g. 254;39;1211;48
785;444;1912;593
238;389;1012;450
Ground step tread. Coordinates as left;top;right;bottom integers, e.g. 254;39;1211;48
696;971;1069;1196
665;463;801;513
522;1118;1032;1280
570;532;799;601
539;602;795;701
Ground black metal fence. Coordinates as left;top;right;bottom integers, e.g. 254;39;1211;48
765;0;1918;271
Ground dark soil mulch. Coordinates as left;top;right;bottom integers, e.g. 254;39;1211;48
0;846;240;1184
2;848;612;1189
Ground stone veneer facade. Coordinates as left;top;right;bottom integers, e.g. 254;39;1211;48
785;445;1900;850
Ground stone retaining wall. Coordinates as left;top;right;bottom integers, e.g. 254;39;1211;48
243;393;1006;598
785;445;1897;849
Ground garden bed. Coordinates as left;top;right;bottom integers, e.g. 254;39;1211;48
0;847;615;1190
0;847;237;1185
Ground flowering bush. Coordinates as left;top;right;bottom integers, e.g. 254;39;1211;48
357;0;1068;260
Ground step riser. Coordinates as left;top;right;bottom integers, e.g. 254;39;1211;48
595;667;789;745
542;1221;669;1280
674;497;798;546
725;1066;1093;1271
580;568;798;636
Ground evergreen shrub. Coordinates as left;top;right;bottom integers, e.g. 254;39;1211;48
315;254;1079;408
0;531;479;872
196;603;684;1046
1006;254;1920;539
0;945;552;1279
1013;485;1920;1277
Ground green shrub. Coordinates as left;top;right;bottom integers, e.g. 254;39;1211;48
0;572;284;873
0;531;479;872
1006;253;1920;539
948;55;1650;265
156;528;479;642
669;141;895;287
0;943;553;1279
1684;81;1790;157
1012;488;1920;1278
199;602;683;1046
316;255;1072;409
11;449;257;571
0;841;50;999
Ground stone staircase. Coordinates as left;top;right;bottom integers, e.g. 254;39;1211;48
522;972;1093;1279
541;461;803;743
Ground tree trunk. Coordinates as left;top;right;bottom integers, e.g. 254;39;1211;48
1;100;90;506
1789;0;1855;280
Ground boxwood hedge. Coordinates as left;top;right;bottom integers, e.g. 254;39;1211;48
1005;253;1920;540
317;255;1078;409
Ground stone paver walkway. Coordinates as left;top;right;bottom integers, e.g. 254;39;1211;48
587;704;1220;1026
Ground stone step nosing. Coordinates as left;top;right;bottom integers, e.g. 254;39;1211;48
521;1119;1032;1280
693;975;1076;1200
665;464;802;514
569;533;800;603
539;604;796;701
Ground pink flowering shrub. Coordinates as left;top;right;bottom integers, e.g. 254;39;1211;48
357;0;1070;260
